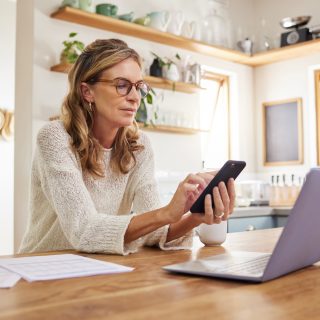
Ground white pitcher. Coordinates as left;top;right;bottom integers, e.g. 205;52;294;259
167;11;185;36
147;11;171;32
180;21;195;39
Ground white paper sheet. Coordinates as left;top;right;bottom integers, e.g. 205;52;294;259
0;254;134;282
0;267;21;288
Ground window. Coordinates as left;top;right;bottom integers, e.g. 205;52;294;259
200;70;230;169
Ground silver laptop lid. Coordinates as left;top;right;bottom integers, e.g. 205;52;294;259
263;168;320;281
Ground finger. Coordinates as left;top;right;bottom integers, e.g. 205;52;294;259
218;181;230;220
180;182;198;196
184;174;207;190
204;194;214;224
228;178;236;214
212;186;224;223
198;172;215;184
214;215;222;224
207;170;218;176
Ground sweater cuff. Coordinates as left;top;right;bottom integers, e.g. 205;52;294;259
159;228;194;251
119;213;146;255
80;214;143;255
143;224;194;250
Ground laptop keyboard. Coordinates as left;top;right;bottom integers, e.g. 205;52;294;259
215;255;270;275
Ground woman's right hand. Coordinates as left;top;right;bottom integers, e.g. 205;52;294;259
164;172;215;223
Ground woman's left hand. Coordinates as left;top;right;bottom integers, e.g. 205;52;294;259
191;178;236;226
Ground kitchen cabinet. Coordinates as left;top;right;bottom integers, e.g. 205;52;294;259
228;216;276;233
228;209;289;232
51;7;320;67
275;216;288;228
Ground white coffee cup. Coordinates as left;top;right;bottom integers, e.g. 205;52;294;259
197;221;227;246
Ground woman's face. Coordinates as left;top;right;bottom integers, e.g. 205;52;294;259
84;58;143;129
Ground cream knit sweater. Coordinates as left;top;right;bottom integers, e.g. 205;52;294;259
19;121;193;255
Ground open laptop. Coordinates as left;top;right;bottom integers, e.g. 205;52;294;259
163;168;320;282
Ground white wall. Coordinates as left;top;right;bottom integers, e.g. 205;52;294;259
0;0;16;255
254;54;320;180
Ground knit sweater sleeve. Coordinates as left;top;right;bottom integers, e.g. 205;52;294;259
35;122;139;255
132;133;194;250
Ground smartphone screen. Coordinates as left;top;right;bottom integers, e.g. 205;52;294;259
190;160;246;213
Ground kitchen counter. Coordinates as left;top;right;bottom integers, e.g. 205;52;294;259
231;206;291;218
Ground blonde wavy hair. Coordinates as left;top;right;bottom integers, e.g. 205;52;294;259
61;39;144;178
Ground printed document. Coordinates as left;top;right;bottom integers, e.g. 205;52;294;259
0;268;21;288
0;254;134;282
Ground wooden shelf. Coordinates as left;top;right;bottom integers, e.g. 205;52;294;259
51;7;252;66
249;38;320;67
144;76;203;93
50;64;203;93
137;122;207;134
51;7;320;67
50;63;73;73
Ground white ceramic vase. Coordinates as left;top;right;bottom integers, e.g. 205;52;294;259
162;63;180;82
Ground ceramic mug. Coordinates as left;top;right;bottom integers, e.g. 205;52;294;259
96;3;118;17
79;0;93;12
147;11;171;32
197;221;227;246
117;12;134;22
133;16;151;26
60;0;79;8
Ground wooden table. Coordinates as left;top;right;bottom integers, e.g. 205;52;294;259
1;228;320;320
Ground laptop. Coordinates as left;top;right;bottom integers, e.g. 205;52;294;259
163;168;320;282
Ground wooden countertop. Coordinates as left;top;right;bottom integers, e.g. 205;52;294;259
1;228;320;320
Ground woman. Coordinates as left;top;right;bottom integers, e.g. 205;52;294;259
19;39;235;255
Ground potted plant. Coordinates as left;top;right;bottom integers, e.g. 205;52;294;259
60;32;85;68
150;52;181;82
136;88;158;126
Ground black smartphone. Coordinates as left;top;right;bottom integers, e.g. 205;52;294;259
190;160;246;213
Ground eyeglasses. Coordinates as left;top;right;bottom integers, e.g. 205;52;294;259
90;77;150;98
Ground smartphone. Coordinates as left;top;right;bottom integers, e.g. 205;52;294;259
190;160;246;213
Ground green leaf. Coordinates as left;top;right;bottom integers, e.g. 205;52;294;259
75;42;85;51
175;53;181;60
67;53;79;63
136;99;147;123
69;32;77;38
146;93;153;104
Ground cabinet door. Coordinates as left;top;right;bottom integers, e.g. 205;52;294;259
228;216;275;233
275;216;288;228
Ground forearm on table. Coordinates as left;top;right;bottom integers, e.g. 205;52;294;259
124;207;171;243
166;212;199;243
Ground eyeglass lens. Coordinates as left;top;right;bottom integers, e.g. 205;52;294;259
116;79;149;98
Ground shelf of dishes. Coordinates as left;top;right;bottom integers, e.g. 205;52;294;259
51;7;320;67
50;63;204;94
